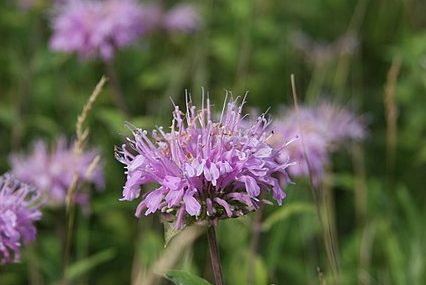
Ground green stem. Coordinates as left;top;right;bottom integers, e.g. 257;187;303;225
207;225;224;285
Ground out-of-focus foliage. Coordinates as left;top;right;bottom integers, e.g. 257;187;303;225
1;0;426;284
165;270;211;285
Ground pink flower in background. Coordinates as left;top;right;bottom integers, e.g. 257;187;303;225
271;103;365;185
116;95;292;229
163;4;201;33
317;103;365;147
49;0;157;60
0;174;42;264
9;137;104;209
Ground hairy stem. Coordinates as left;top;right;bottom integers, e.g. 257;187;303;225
207;225;224;285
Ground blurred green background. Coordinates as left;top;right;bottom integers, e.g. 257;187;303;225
1;0;426;284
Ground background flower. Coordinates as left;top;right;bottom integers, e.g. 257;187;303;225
49;0;155;60
9;137;104;209
271;103;365;185
163;4;201;34
0;174;42;264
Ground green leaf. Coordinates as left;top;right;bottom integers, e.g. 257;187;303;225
164;270;212;285
64;249;115;281
164;222;185;247
262;202;315;231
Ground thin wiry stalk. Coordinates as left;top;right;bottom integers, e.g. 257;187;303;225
358;223;375;285
351;142;369;285
384;57;401;188
20;19;40;265
290;74;340;284
352;143;367;223
63;77;107;282
320;174;340;284
333;0;369;94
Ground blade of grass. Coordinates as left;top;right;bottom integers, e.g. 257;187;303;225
63;77;107;283
383;57;401;188
291;74;340;284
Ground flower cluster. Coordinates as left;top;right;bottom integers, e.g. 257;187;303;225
0;174;42;264
49;0;156;60
49;0;201;60
9;137;104;209
116;96;292;229
271;103;365;185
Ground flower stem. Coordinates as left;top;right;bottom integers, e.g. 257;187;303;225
207;224;225;285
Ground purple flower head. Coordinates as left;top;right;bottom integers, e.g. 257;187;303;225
271;103;365;185
163;4;201;34
0;174;42;264
116;94;292;229
49;0;157;60
316;103;366;148
9;137;104;210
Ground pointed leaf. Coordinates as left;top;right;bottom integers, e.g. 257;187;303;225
64;249;115;281
164;221;185;247
164;270;212;285
262;202;315;231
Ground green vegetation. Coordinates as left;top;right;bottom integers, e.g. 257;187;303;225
1;0;425;284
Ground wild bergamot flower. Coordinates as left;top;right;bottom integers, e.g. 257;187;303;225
270;102;365;185
163;4;201;34
116;95;293;229
9;137;104;209
0;174;42;264
49;0;157;60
